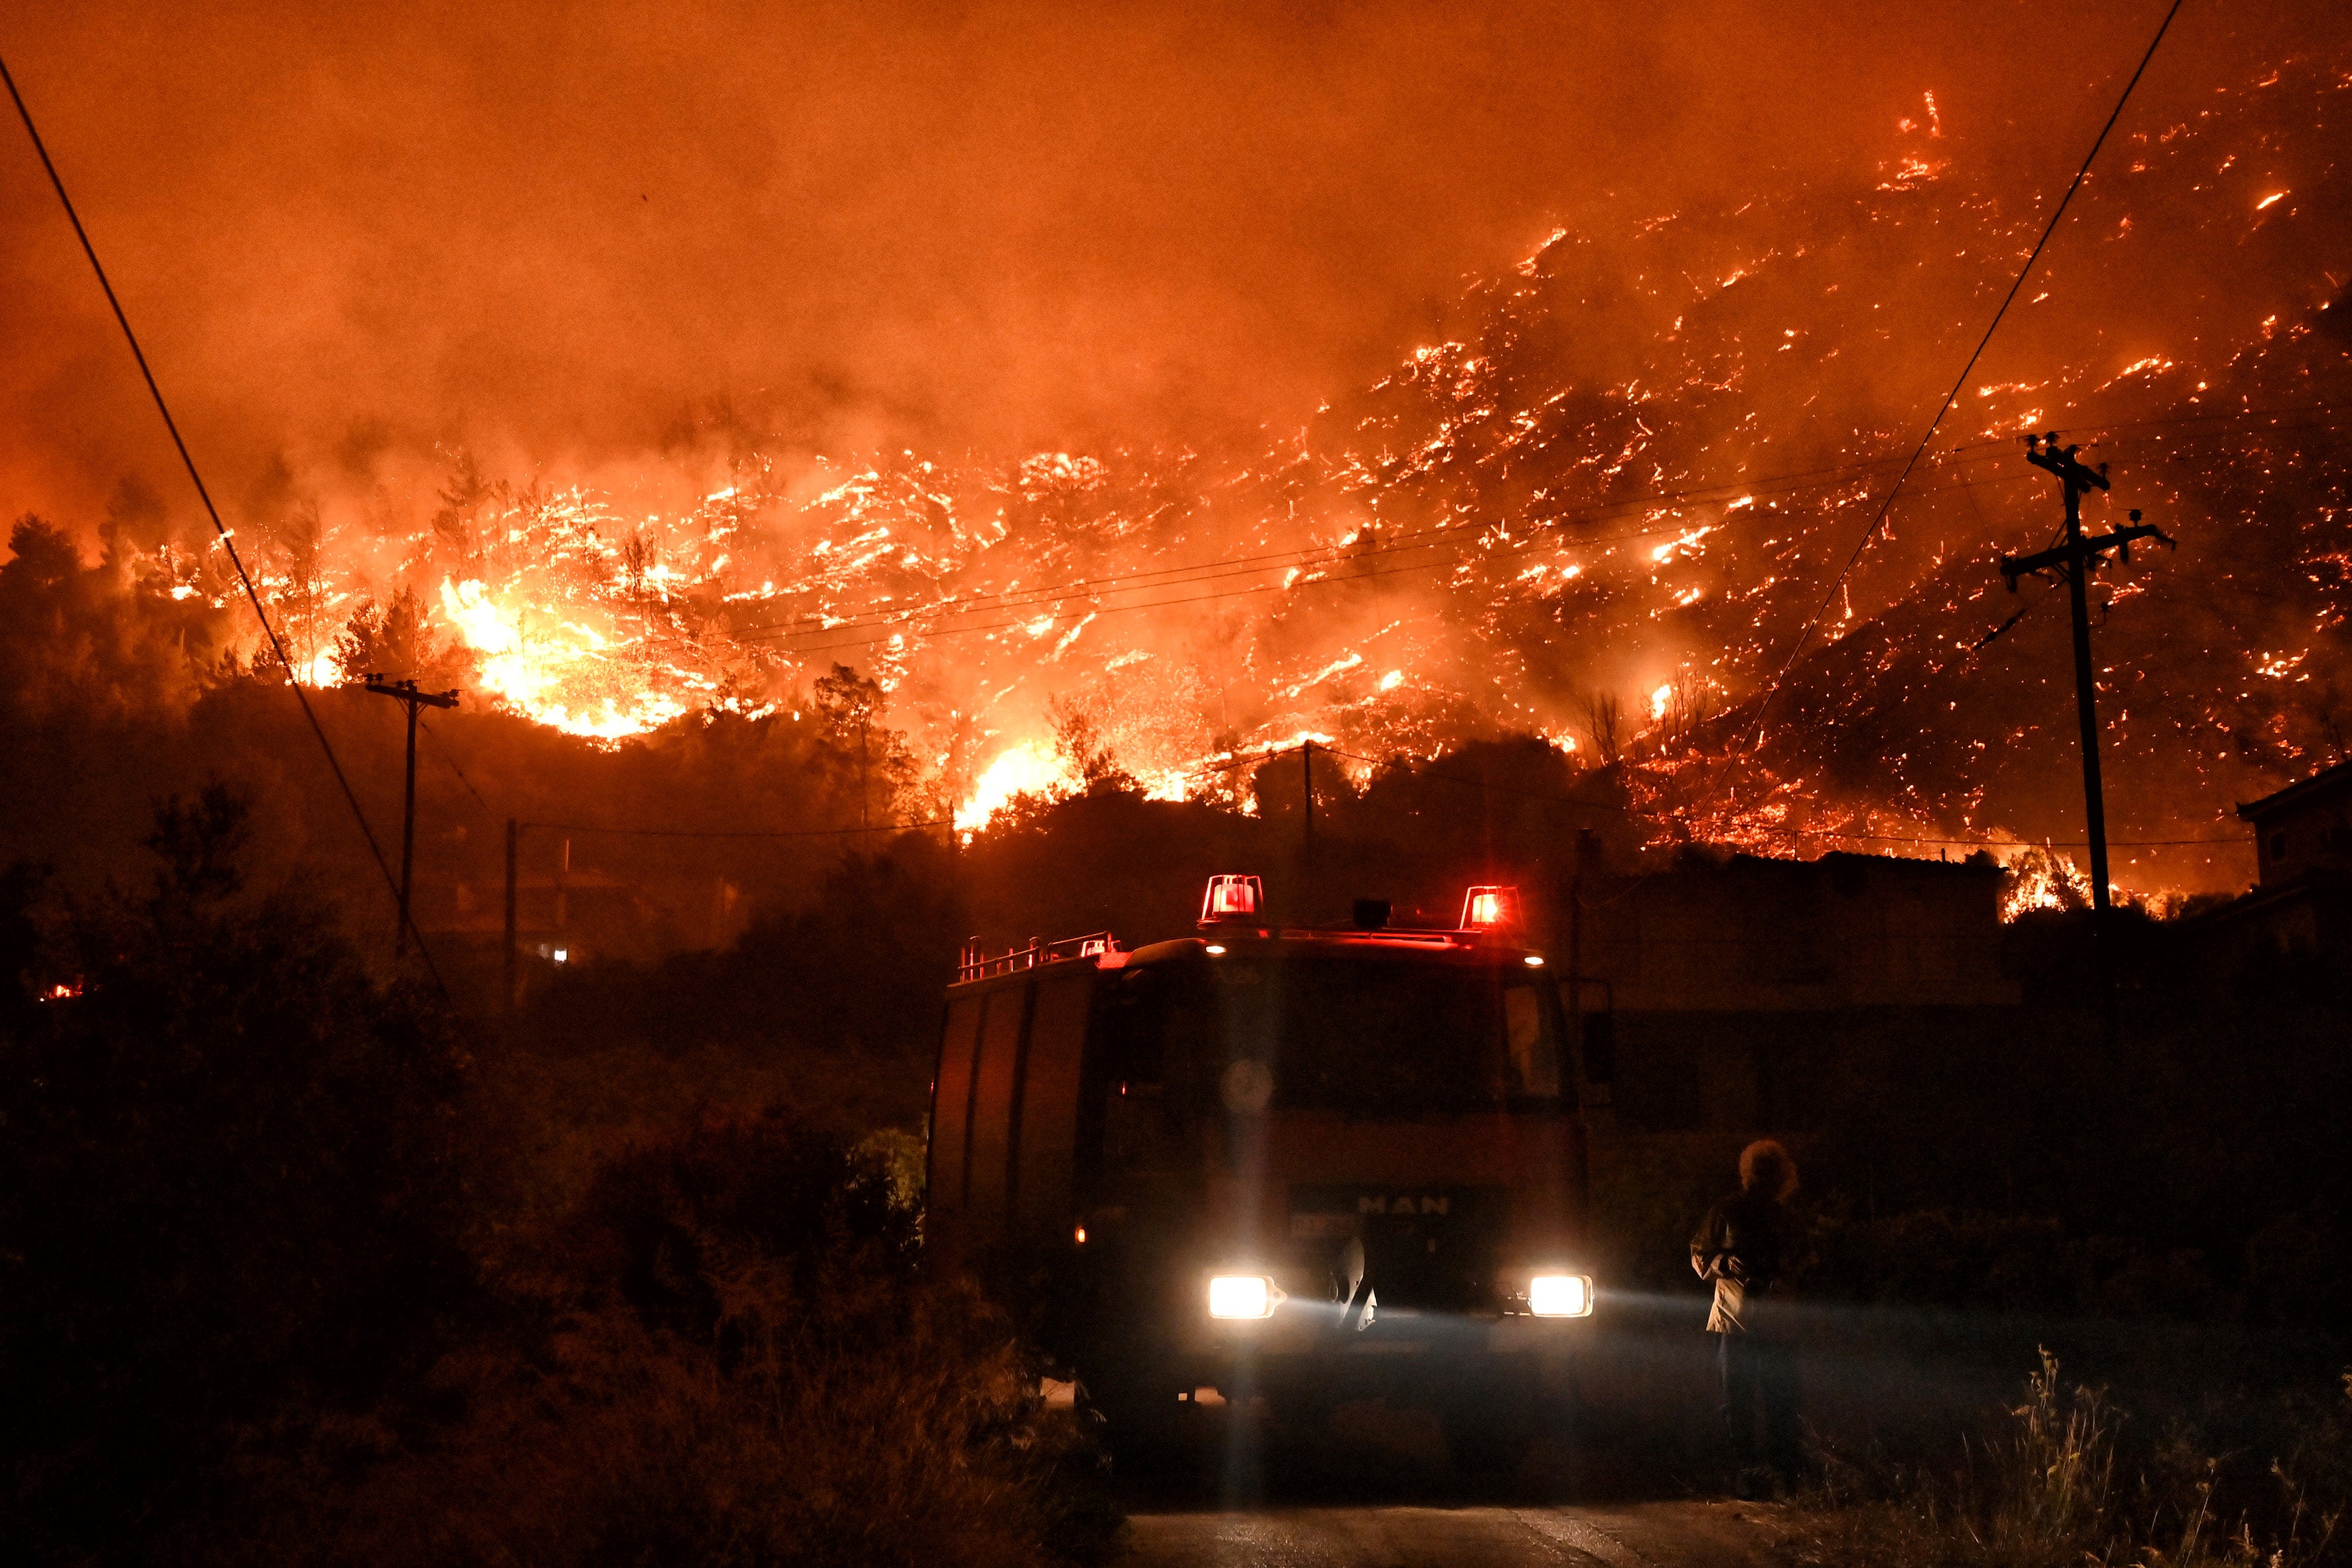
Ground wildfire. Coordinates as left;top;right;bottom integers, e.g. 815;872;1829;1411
956;742;1073;832
1997;845;2093;921
439;578;691;740
162;46;2339;904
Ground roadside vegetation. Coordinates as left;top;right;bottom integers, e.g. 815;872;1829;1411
0;791;1115;1567
1780;1352;2350;1568
8;523;2352;1556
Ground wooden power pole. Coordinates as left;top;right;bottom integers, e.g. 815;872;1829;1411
1301;740;1314;854
1998;434;2173;917
504;817;519;1014
364;675;460;956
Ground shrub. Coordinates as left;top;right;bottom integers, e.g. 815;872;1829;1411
251;1108;1117;1567
0;792;475;1565
1786;1352;2348;1568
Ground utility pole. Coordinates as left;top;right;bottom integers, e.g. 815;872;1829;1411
504;817;519;1014
1999;433;2173;919
1299;740;1316;919
858;718;872;836
1301;740;1314;854
364;675;460;956
1565;829;1588;1077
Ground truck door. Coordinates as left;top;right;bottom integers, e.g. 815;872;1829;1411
927;989;988;1254
963;983;1031;1244
929;969;1102;1261
1011;973;1094;1245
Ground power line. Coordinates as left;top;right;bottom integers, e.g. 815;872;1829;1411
732;400;2340;661
417;717;495;812
730;455;1940;639
1744;0;2189;746
731;455;1913;645
1;52;450;996
522;817;954;839
762;467;1976;657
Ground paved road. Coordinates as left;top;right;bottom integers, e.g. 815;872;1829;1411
1105;1310;1816;1565
1123;1501;1780;1566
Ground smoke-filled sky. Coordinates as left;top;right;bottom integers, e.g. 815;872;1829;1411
8;0;2352;905
8;0;2323;527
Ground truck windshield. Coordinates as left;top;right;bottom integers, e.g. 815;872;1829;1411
1105;953;1564;1117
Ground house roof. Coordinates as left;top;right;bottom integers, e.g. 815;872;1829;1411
2236;756;2352;823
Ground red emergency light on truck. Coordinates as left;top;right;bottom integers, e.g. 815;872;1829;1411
927;873;1599;1466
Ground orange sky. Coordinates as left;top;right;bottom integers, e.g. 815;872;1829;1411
4;0;2273;536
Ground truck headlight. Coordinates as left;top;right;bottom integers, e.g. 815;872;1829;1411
1528;1274;1593;1318
1208;1275;1280;1318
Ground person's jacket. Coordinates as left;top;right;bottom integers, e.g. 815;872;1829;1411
1689;1190;1805;1334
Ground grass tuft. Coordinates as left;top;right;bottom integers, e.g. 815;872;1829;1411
1782;1352;2345;1568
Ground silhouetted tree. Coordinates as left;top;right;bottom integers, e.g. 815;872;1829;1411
810;663;922;826
1579;688;1624;764
331;584;468;686
0;787;475;1563
1049;694;1137;795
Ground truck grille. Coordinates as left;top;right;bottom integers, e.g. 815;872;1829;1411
1287;1184;1507;1313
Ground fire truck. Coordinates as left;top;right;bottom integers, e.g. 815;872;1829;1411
926;873;1601;1466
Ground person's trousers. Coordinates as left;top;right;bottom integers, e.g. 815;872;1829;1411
1717;1332;1799;1473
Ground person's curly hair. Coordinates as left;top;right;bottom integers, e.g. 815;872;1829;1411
1738;1138;1798;1201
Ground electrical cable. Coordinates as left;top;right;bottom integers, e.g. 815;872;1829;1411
761;463;1990;657
416;717;495;813
1743;0;2189;747
730;401;2338;659
2;52;451;996
524;817;955;839
730;455;1912;644
728;453;1958;639
732;399;2346;649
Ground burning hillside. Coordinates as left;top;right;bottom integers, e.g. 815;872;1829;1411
53;48;2352;902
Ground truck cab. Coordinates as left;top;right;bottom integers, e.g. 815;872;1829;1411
926;874;1598;1460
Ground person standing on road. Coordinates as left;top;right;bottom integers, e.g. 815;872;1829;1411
1689;1139;1807;1497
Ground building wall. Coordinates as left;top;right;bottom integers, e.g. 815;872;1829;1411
1569;850;2021;1137
1605;1004;2020;1135
1577;851;2017;1014
2249;782;2352;885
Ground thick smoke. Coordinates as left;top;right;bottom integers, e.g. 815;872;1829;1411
5;0;2352;900
3;0;2280;514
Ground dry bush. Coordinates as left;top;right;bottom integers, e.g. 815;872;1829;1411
1656;667;1719;753
1782;1353;2346;1568
1579;689;1626;764
202;1109;1117;1568
308;1283;1105;1567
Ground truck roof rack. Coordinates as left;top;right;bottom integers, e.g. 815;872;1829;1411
956;931;1123;983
